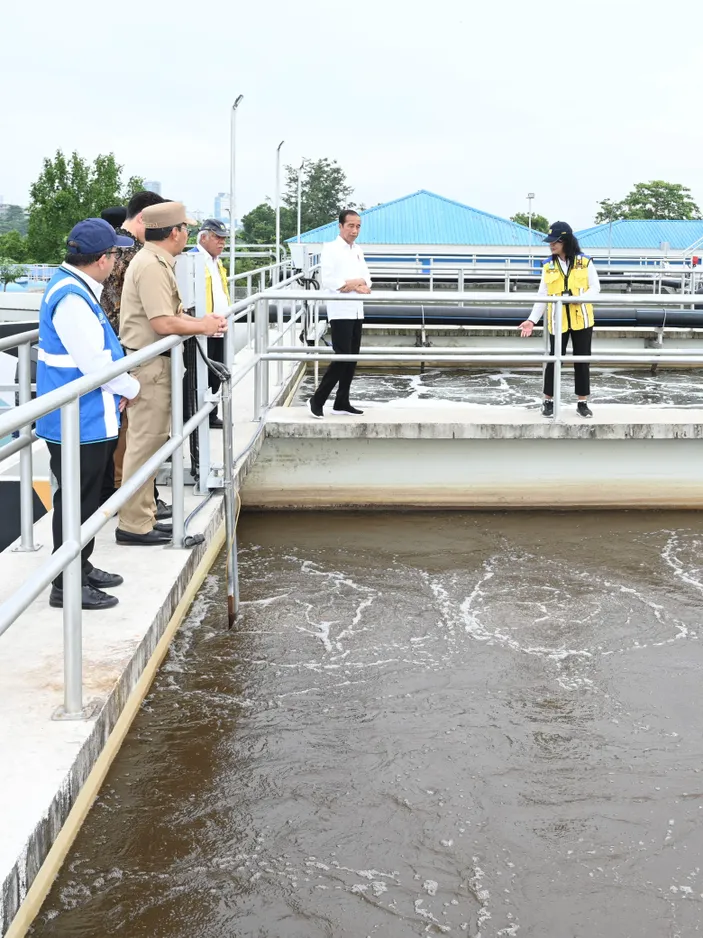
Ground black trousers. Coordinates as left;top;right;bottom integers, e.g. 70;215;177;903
207;336;225;396
312;319;363;408
47;439;116;589
544;326;593;398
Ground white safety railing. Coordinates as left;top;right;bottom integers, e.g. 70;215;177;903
2;282;703;721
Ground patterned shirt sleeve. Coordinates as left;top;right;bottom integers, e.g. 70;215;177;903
100;230;140;332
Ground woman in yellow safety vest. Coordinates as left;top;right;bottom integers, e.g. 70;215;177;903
519;221;600;418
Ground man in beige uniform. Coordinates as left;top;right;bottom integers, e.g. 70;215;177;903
116;202;228;545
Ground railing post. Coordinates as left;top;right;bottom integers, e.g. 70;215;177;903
276;300;284;385
193;253;211;496
258;299;270;419
221;373;239;627
16;342;39;552
61;398;83;717
253;298;263;419
170;342;185;547
553;298;563;420
314;299;320;386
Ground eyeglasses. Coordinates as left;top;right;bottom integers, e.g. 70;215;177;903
105;249;121;259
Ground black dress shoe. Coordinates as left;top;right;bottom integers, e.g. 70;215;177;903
209;412;224;429
86;567;124;589
154;522;172;533
115;527;172;545
155;499;172;520
331;403;364;415
50;585;119;610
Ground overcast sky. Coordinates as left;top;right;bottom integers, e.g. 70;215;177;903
2;0;701;232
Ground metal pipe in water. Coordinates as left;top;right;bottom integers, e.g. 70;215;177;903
221;375;239;628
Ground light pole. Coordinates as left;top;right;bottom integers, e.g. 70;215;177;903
527;192;535;265
229;94;244;282
275;139;285;280
297;158;305;243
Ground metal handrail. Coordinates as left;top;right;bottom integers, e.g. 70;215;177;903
2;282;702;720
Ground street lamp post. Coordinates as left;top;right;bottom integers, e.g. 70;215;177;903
297;158;305;243
229;95;244;282
527;192;535;265
275;140;285;282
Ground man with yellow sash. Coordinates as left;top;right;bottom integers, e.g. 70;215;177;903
191;218;231;428
519;221;600;418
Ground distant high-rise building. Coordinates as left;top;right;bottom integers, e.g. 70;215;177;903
143;180;162;195
214;192;229;223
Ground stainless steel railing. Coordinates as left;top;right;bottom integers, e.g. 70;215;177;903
2;282;703;720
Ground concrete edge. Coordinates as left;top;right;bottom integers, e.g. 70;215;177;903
3;508;226;938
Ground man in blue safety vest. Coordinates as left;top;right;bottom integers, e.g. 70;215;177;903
36;219;141;610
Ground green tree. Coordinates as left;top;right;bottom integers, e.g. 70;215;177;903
0;231;30;263
0;258;25;291
595;181;701;224
510;212;549;233
0;205;29;236
239;202;296;245
283;158;357;234
27;150;144;263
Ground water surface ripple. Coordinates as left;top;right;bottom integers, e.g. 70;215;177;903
30;512;703;937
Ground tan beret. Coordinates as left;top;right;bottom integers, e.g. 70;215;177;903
143;202;196;229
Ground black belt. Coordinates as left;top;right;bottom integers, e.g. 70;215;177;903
123;347;171;358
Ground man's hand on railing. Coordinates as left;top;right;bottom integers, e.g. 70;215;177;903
519;320;534;338
356;283;371;295
202;315;228;336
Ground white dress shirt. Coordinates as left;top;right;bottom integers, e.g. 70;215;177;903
529;256;601;324
321;236;372;321
196;241;230;314
53;265;140;399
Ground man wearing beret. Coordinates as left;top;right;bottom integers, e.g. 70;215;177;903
116;202;228;545
100;190;166;505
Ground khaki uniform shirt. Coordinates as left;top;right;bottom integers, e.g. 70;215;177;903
119;242;184;350
100;226;142;332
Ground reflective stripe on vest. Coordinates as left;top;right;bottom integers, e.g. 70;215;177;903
545;255;594;334
35;268;125;444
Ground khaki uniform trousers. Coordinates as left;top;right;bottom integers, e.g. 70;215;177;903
118;356;171;534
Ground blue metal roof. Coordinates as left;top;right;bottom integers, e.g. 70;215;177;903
288;190;544;246
576;220;703;251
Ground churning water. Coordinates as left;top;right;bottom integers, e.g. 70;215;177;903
29;510;703;937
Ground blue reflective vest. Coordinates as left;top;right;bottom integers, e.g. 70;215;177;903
36;268;126;444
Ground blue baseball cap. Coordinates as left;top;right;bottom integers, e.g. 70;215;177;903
66;218;134;255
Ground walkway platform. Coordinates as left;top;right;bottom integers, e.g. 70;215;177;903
0;353;299;937
241;404;703;509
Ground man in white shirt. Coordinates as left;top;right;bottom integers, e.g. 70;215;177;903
192;218;230;428
308;210;371;419
35;218;140;610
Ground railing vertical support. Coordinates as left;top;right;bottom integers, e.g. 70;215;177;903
16;343;38;552
193;253;211;495
221;374;239;627
61;398;83;717
170;343;185;548
254;298;263;419
258;300;270;419
276;300;284;385
553;299;563;420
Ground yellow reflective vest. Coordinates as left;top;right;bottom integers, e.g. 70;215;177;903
205;258;230;314
544;254;594;334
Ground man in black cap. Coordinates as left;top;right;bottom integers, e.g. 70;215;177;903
190;218;231;428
